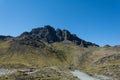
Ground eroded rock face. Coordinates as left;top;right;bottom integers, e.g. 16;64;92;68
56;28;63;41
30;25;57;43
16;25;99;47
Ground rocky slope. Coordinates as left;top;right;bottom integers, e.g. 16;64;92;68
79;46;120;79
16;25;99;47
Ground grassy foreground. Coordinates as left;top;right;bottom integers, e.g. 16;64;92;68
0;39;120;79
0;67;79;80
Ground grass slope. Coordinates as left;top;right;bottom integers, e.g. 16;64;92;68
0;39;120;79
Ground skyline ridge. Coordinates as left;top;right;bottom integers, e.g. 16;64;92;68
0;25;118;47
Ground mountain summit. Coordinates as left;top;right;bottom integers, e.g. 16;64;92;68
16;25;99;47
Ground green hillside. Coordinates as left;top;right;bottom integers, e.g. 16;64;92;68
0;26;119;80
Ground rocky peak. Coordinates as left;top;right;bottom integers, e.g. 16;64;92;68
17;25;99;47
30;25;57;43
56;28;63;41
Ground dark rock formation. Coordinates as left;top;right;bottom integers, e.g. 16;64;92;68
29;25;58;43
103;45;111;48
16;25;99;47
56;28;63;41
0;35;12;40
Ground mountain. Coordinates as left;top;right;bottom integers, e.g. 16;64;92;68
0;25;99;68
0;25;119;80
15;25;99;47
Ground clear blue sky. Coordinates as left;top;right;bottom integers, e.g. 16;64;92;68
0;0;120;46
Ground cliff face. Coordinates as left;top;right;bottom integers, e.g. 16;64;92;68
16;25;99;47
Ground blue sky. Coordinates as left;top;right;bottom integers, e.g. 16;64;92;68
0;0;120;46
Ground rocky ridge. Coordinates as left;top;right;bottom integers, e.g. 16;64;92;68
0;35;12;40
16;25;99;47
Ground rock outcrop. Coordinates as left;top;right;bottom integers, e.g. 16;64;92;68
16;25;99;47
95;54;120;64
0;35;12;40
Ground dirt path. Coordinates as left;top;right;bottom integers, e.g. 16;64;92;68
71;70;117;80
